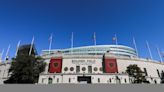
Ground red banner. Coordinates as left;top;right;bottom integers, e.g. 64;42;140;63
103;58;118;73
48;57;62;73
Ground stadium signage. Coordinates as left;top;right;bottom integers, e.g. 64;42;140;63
72;59;96;65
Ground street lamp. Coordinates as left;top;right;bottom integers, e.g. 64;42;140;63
61;74;63;83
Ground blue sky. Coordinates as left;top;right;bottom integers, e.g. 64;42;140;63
0;0;164;61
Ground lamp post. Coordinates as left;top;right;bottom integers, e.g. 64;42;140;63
61;74;63;83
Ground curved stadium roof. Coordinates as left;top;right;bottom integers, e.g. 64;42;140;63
42;45;137;57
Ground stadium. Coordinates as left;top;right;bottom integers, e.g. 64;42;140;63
0;44;164;84
38;45;164;84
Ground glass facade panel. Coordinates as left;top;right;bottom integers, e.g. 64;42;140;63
88;66;92;73
76;66;80;73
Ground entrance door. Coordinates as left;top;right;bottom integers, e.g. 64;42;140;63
78;76;92;84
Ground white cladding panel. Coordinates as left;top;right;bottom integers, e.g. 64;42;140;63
38;74;130;84
62;58;103;74
1;56;164;84
43;57;164;79
44;59;51;74
0;63;11;84
117;59;164;78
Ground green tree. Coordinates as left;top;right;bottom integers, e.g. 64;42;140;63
126;64;149;84
161;72;164;84
4;44;46;84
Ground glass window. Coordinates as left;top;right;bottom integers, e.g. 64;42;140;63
64;67;68;71
82;67;86;71
57;78;59;83
70;67;74;71
98;78;100;83
69;78;71;83
88;66;92;73
94;67;98;72
109;78;111;83
48;78;53;84
124;79;127;83
42;78;45;83
99;67;103;72
76;66;80;73
154;80;157;84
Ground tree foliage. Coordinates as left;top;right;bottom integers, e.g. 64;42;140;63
161;72;164;83
4;44;46;84
126;64;149;84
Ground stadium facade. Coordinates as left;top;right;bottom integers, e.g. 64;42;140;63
39;45;164;84
0;45;164;84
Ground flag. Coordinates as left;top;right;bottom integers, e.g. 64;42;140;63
113;34;118;45
112;37;116;41
29;36;34;56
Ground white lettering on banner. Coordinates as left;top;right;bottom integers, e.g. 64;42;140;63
72;60;96;65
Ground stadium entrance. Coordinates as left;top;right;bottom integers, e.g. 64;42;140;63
78;76;92;84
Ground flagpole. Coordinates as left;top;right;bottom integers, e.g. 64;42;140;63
49;34;53;55
133;37;139;57
29;36;34;56
94;32;97;46
146;41;153;60
115;34;118;45
93;32;97;56
156;46;163;63
15;40;21;57
71;32;74;55
5;44;11;61
113;34;119;56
